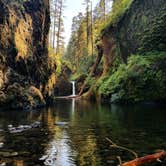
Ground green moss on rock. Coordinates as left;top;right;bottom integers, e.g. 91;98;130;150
91;0;166;103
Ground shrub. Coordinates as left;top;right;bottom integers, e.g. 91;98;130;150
99;52;166;103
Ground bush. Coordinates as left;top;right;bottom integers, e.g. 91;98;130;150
99;52;166;103
77;56;96;74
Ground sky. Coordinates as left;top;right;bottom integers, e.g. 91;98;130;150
63;0;99;45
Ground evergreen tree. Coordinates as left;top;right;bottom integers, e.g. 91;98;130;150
49;0;65;56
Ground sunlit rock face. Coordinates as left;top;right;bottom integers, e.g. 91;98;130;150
0;0;55;109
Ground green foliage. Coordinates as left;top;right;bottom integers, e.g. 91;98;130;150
77;56;96;74
61;60;73;72
48;47;62;76
99;52;166;103
85;76;96;87
70;73;87;81
139;9;166;53
65;0;112;76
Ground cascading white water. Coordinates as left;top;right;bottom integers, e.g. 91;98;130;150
70;81;76;96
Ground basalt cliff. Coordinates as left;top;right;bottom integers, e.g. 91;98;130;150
85;0;166;103
0;0;56;109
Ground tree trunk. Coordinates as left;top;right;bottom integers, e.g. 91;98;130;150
90;45;103;76
90;1;94;56
56;0;63;55
52;0;58;49
79;45;103;96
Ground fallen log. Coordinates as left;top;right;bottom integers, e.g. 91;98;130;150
106;138;166;166
55;95;80;99
122;151;166;166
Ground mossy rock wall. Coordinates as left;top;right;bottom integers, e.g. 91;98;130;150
102;0;166;69
0;0;55;109
93;0;166;103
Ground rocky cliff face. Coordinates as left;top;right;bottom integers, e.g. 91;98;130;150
85;0;166;102
0;0;55;109
101;0;166;74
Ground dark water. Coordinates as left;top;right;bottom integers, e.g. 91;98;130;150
0;99;166;166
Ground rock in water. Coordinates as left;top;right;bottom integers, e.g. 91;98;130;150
54;122;68;126
8;121;41;133
31;121;41;128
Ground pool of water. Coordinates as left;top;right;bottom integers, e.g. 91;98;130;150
0;99;166;166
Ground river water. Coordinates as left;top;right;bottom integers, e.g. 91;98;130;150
0;99;166;166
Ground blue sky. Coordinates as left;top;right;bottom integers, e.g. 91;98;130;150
64;0;99;45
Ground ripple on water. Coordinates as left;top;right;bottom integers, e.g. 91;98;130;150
39;140;57;166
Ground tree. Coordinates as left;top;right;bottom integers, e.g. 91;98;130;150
100;0;106;22
56;0;64;56
52;0;58;49
49;0;65;56
65;13;85;70
65;0;113;74
83;0;91;50
90;1;94;56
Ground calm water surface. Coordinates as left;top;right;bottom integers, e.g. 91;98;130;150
0;99;166;166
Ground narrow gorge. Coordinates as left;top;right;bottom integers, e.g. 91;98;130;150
0;0;166;165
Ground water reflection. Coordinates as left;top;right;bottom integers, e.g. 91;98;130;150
0;101;166;166
71;98;75;114
14;160;24;166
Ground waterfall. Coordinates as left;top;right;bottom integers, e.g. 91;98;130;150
70;81;76;96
